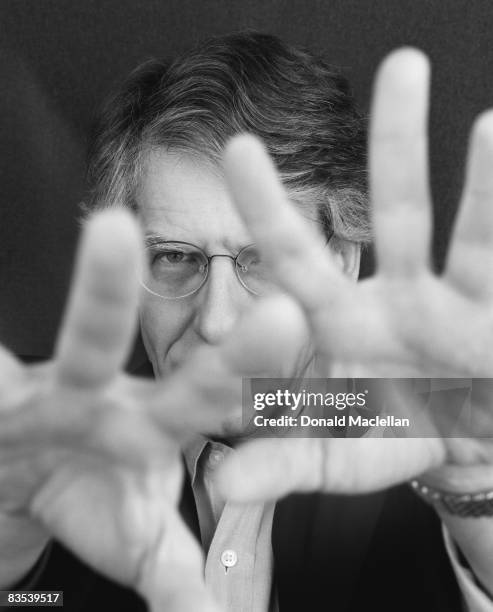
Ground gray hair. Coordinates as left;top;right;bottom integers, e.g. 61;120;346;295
85;31;371;243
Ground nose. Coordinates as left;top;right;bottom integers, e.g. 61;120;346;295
193;256;249;345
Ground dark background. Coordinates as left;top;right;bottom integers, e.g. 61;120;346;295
1;0;492;359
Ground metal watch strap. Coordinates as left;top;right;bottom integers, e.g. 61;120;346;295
410;479;493;518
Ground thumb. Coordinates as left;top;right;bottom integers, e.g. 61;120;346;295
139;506;221;612
220;294;309;377
215;436;446;503
216;438;323;502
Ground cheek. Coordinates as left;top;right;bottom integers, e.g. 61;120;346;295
139;298;193;373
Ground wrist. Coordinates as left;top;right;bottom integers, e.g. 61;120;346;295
411;479;493;518
0;513;49;588
419;463;493;494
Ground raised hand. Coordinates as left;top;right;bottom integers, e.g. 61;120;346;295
0;210;222;612
217;48;493;503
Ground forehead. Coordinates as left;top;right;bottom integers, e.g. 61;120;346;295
136;149;252;249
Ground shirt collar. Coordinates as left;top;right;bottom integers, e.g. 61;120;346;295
183;435;209;485
183;435;236;486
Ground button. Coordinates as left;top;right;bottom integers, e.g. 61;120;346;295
221;549;238;568
208;449;224;467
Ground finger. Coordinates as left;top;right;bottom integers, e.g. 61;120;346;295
219;295;310;376
216;436;445;502
370;48;432;277
147;296;309;438
445;110;493;298
148;348;243;439
223;134;349;322
55;209;143;388
0;345;27;406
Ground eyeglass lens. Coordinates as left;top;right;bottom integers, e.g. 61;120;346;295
142;241;274;298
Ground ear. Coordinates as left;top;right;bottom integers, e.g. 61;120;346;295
327;236;361;281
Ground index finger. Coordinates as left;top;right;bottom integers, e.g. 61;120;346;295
55;209;143;388
223;135;347;320
370;48;432;277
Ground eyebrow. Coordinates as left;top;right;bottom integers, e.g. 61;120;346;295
144;232;172;246
144;232;256;252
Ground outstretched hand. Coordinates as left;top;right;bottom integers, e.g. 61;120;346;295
217;48;493;503
0;210;225;612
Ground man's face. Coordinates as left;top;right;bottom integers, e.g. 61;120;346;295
138;149;312;379
136;149;358;436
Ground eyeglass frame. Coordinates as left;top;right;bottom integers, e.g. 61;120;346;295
141;229;335;300
141;240;266;300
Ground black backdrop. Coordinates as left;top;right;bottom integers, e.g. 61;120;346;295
1;0;493;358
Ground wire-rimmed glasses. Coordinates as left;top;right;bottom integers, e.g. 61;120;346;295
141;240;275;299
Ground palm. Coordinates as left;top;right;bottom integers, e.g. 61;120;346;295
329;273;491;378
326;272;493;474
0;373;180;585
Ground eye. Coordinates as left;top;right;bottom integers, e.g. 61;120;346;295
148;244;202;271
238;246;262;270
162;251;185;264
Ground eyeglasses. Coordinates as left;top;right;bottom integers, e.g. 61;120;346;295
141;240;276;299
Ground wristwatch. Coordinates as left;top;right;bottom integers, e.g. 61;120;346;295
410;479;493;518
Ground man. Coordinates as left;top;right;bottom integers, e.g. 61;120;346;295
1;31;493;611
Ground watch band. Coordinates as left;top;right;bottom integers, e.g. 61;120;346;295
410;479;493;518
